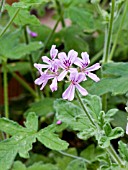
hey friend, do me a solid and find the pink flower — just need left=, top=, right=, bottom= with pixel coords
left=27, top=27, right=38, bottom=37
left=49, top=64, right=59, bottom=92
left=58, top=50, right=78, bottom=81
left=56, top=120, right=62, bottom=125
left=34, top=71, right=52, bottom=90
left=41, top=45, right=59, bottom=71
left=74, top=52, right=101, bottom=82
left=62, top=71, right=88, bottom=101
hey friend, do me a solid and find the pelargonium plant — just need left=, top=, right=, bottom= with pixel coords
left=34, top=45, right=101, bottom=101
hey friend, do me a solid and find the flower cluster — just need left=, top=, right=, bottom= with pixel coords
left=34, top=45, right=101, bottom=101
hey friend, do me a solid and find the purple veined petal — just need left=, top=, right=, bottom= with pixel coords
left=62, top=84, right=75, bottom=101
left=86, top=72, right=100, bottom=82
left=75, top=84, right=88, bottom=96
left=70, top=70, right=78, bottom=82
left=77, top=73, right=86, bottom=83
left=58, top=70, right=68, bottom=81
left=50, top=45, right=58, bottom=59
left=50, top=77, right=58, bottom=92
left=42, top=56, right=51, bottom=64
left=86, top=63, right=101, bottom=72
left=74, top=57, right=83, bottom=68
left=81, top=52, right=90, bottom=66
left=68, top=50, right=78, bottom=64
left=58, top=52, right=67, bottom=63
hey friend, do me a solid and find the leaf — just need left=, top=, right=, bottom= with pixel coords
left=8, top=41, right=43, bottom=59
left=97, top=123, right=124, bottom=148
left=24, top=112, right=38, bottom=132
left=12, top=161, right=59, bottom=170
left=0, top=113, right=37, bottom=169
left=6, top=5, right=40, bottom=26
left=60, top=26, right=89, bottom=53
left=54, top=99, right=91, bottom=131
left=0, top=112, right=68, bottom=170
left=37, top=127, right=69, bottom=151
left=12, top=0, right=50, bottom=8
left=82, top=94, right=102, bottom=122
left=27, top=162, right=59, bottom=170
left=66, top=159, right=87, bottom=170
left=89, top=62, right=128, bottom=95
left=24, top=98, right=54, bottom=117
left=80, top=144, right=105, bottom=163
left=55, top=148, right=77, bottom=170
left=118, top=141, right=128, bottom=162
left=12, top=161, right=26, bottom=170
left=0, top=31, right=43, bottom=59
left=6, top=62, right=31, bottom=75
left=111, top=110, right=128, bottom=130
left=0, top=118, right=26, bottom=136
left=66, top=7, right=95, bottom=32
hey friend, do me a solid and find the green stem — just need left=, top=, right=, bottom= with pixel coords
left=24, top=26, right=42, bottom=99
left=55, top=0, right=65, bottom=27
left=102, top=0, right=115, bottom=63
left=0, top=0, right=5, bottom=18
left=7, top=66, right=38, bottom=98
left=36, top=17, right=60, bottom=63
left=107, top=145, right=125, bottom=168
left=0, top=8, right=20, bottom=37
left=90, top=49, right=103, bottom=65
left=3, top=60, right=9, bottom=119
left=76, top=89, right=124, bottom=167
left=109, top=1, right=128, bottom=60
left=102, top=93, right=107, bottom=112
left=58, top=151, right=91, bottom=164
left=75, top=90, right=95, bottom=126
left=24, top=26, right=35, bottom=81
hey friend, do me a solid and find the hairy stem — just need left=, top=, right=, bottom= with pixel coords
left=24, top=26, right=42, bottom=99
left=58, top=151, right=91, bottom=164
left=3, top=60, right=9, bottom=119
left=102, top=0, right=115, bottom=63
left=109, top=1, right=128, bottom=60
left=75, top=90, right=95, bottom=126
left=55, top=0, right=65, bottom=27
left=107, top=145, right=125, bottom=168
left=36, top=17, right=60, bottom=62
left=0, top=8, right=20, bottom=37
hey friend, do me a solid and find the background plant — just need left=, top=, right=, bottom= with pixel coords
left=0, top=0, right=128, bottom=170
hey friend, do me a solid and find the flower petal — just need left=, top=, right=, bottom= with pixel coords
left=50, top=78, right=58, bottom=92
left=86, top=63, right=101, bottom=72
left=58, top=70, right=68, bottom=81
left=76, top=84, right=88, bottom=96
left=50, top=45, right=58, bottom=59
left=68, top=50, right=78, bottom=64
left=86, top=72, right=100, bottom=82
left=34, top=77, right=43, bottom=85
left=42, top=56, right=51, bottom=64
left=58, top=52, right=67, bottom=63
left=77, top=73, right=86, bottom=83
left=81, top=52, right=90, bottom=66
left=74, top=58, right=83, bottom=68
left=62, top=84, right=75, bottom=101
